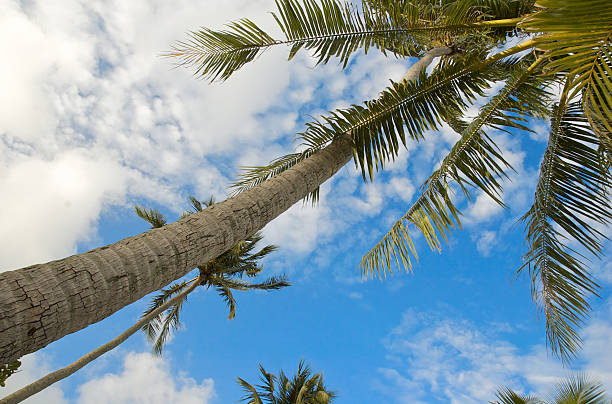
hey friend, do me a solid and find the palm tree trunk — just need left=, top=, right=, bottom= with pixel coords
left=0, top=276, right=202, bottom=404
left=0, top=135, right=353, bottom=365
left=0, top=47, right=449, bottom=365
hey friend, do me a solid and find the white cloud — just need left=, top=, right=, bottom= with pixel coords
left=387, top=177, right=416, bottom=203
left=378, top=301, right=612, bottom=403
left=77, top=352, right=215, bottom=404
left=0, top=150, right=128, bottom=271
left=475, top=230, right=497, bottom=256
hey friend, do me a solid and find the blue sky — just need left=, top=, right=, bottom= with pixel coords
left=1, top=1, right=611, bottom=403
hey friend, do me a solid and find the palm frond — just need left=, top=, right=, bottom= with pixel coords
left=520, top=0, right=612, bottom=135
left=233, top=51, right=517, bottom=197
left=134, top=206, right=167, bottom=229
left=520, top=101, right=612, bottom=361
left=213, top=275, right=291, bottom=292
left=238, top=377, right=265, bottom=404
left=361, top=57, right=550, bottom=278
left=549, top=373, right=608, bottom=404
left=216, top=284, right=237, bottom=320
left=256, top=364, right=277, bottom=404
left=491, top=387, right=543, bottom=404
left=140, top=278, right=195, bottom=354
left=169, top=0, right=510, bottom=82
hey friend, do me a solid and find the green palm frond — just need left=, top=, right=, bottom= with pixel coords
left=238, top=376, right=266, bottom=404
left=520, top=0, right=612, bottom=134
left=491, top=387, right=543, bottom=404
left=233, top=51, right=517, bottom=197
left=140, top=278, right=194, bottom=356
left=215, top=285, right=237, bottom=320
left=520, top=101, right=612, bottom=361
left=135, top=206, right=167, bottom=228
left=169, top=0, right=512, bottom=82
left=549, top=373, right=608, bottom=404
left=361, top=57, right=551, bottom=278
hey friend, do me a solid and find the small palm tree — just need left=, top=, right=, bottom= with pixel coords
left=237, top=360, right=336, bottom=404
left=135, top=195, right=290, bottom=355
left=492, top=374, right=609, bottom=404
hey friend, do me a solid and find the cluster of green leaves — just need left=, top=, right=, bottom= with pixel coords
left=0, top=360, right=21, bottom=388
left=136, top=196, right=289, bottom=355
left=237, top=360, right=335, bottom=404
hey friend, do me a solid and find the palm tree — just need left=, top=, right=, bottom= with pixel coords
left=136, top=195, right=289, bottom=355
left=237, top=360, right=336, bottom=404
left=491, top=373, right=609, bottom=404
left=0, top=0, right=610, bottom=365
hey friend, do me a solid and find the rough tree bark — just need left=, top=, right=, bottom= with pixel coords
left=0, top=47, right=449, bottom=366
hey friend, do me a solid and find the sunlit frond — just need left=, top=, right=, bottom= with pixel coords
left=361, top=57, right=550, bottom=278
left=233, top=51, right=519, bottom=197
left=135, top=206, right=167, bottom=229
left=520, top=0, right=612, bottom=135
left=520, top=101, right=612, bottom=361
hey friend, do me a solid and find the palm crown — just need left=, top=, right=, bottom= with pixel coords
left=237, top=360, right=336, bottom=404
left=169, top=0, right=612, bottom=362
left=135, top=196, right=290, bottom=355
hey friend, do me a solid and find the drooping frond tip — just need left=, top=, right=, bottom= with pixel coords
left=520, top=101, right=611, bottom=361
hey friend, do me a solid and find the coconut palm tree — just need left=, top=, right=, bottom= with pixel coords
left=491, top=373, right=609, bottom=404
left=237, top=360, right=336, bottom=404
left=0, top=0, right=610, bottom=366
left=136, top=195, right=290, bottom=355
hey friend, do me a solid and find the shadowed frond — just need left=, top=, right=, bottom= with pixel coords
left=361, top=56, right=551, bottom=278
left=520, top=101, right=612, bottom=361
left=168, top=0, right=512, bottom=82
left=140, top=278, right=196, bottom=356
left=520, top=0, right=612, bottom=135
left=135, top=206, right=167, bottom=228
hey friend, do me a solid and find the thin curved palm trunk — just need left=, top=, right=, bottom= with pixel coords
left=0, top=48, right=446, bottom=365
left=0, top=277, right=201, bottom=404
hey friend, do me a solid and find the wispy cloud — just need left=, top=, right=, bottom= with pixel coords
left=377, top=298, right=612, bottom=403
